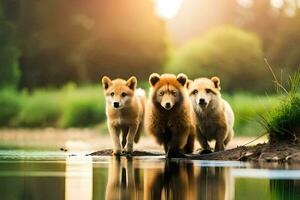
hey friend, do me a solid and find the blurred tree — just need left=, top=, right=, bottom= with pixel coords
left=268, top=15, right=300, bottom=75
left=167, top=26, right=271, bottom=92
left=15, top=0, right=169, bottom=88
left=0, top=2, right=20, bottom=88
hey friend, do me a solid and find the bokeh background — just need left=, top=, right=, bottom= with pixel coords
left=1, top=0, right=299, bottom=136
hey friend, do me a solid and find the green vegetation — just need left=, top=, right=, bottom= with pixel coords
left=0, top=89, right=22, bottom=126
left=224, top=93, right=280, bottom=136
left=0, top=85, right=280, bottom=136
left=167, top=26, right=270, bottom=92
left=261, top=70, right=300, bottom=142
left=0, top=85, right=105, bottom=128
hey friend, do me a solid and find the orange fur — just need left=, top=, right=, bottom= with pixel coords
left=145, top=73, right=196, bottom=157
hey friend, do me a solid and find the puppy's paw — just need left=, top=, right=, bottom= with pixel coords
left=166, top=150, right=187, bottom=158
left=123, top=144, right=133, bottom=154
left=200, top=149, right=213, bottom=155
left=112, top=149, right=122, bottom=156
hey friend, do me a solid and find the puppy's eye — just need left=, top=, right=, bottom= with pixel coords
left=205, top=89, right=212, bottom=93
left=192, top=90, right=198, bottom=95
left=121, top=92, right=127, bottom=97
left=159, top=91, right=164, bottom=96
left=110, top=92, right=114, bottom=97
left=171, top=90, right=177, bottom=96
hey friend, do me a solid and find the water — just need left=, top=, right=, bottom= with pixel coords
left=0, top=150, right=299, bottom=200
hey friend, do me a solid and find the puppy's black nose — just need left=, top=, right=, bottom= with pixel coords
left=165, top=102, right=171, bottom=109
left=113, top=102, right=119, bottom=108
left=199, top=98, right=206, bottom=105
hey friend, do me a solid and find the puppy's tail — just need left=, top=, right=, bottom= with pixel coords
left=136, top=88, right=146, bottom=108
left=134, top=88, right=146, bottom=143
left=135, top=88, right=145, bottom=97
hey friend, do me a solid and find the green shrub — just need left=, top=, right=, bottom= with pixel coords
left=261, top=70, right=300, bottom=142
left=0, top=89, right=21, bottom=126
left=59, top=98, right=105, bottom=128
left=0, top=84, right=284, bottom=137
left=59, top=85, right=106, bottom=128
left=167, top=25, right=271, bottom=92
left=16, top=91, right=61, bottom=127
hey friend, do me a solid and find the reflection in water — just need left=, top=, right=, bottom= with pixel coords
left=144, top=162, right=233, bottom=200
left=144, top=161, right=195, bottom=200
left=0, top=161, right=65, bottom=199
left=65, top=156, right=93, bottom=200
left=0, top=154, right=299, bottom=200
left=270, top=180, right=300, bottom=200
left=197, top=167, right=234, bottom=200
left=105, top=159, right=233, bottom=200
left=105, top=157, right=143, bottom=200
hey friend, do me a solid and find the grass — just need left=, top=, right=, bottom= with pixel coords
left=224, top=93, right=280, bottom=136
left=0, top=88, right=22, bottom=126
left=260, top=69, right=300, bottom=142
left=0, top=84, right=105, bottom=128
left=0, top=84, right=282, bottom=136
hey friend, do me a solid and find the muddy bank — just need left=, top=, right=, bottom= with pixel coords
left=90, top=142, right=300, bottom=163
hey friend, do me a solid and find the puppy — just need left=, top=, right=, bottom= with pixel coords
left=102, top=76, right=145, bottom=155
left=187, top=77, right=234, bottom=152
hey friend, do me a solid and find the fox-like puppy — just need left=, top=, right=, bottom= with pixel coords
left=187, top=77, right=234, bottom=152
left=102, top=76, right=145, bottom=155
left=145, top=73, right=195, bottom=158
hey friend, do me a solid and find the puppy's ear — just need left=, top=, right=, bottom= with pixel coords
left=186, top=80, right=193, bottom=89
left=177, top=73, right=188, bottom=86
left=149, top=73, right=160, bottom=86
left=211, top=76, right=221, bottom=90
left=126, top=76, right=137, bottom=90
left=102, top=76, right=112, bottom=90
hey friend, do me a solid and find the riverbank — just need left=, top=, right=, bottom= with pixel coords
left=0, top=128, right=267, bottom=152
left=91, top=142, right=300, bottom=163
left=3, top=128, right=299, bottom=163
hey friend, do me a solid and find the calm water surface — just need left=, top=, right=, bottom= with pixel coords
left=0, top=150, right=299, bottom=200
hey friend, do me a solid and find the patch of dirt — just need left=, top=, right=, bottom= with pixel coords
left=90, top=142, right=300, bottom=163
left=189, top=142, right=300, bottom=163
left=89, top=149, right=164, bottom=156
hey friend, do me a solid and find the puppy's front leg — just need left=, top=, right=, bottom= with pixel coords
left=124, top=125, right=138, bottom=154
left=108, top=125, right=122, bottom=155
left=166, top=130, right=189, bottom=158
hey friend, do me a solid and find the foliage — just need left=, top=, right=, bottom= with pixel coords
left=167, top=26, right=271, bottom=92
left=59, top=85, right=105, bottom=128
left=15, top=0, right=168, bottom=88
left=0, top=89, right=21, bottom=126
left=16, top=91, right=61, bottom=127
left=268, top=16, right=300, bottom=76
left=224, top=93, right=280, bottom=136
left=0, top=85, right=281, bottom=136
left=261, top=70, right=300, bottom=142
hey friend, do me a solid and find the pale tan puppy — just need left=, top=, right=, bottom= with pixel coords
left=187, top=77, right=234, bottom=152
left=102, top=76, right=146, bottom=155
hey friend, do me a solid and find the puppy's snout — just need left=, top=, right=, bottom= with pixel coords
left=113, top=102, right=120, bottom=108
left=199, top=98, right=207, bottom=106
left=165, top=102, right=171, bottom=109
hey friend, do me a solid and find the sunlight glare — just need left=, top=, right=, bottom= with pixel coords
left=271, top=0, right=284, bottom=8
left=154, top=0, right=183, bottom=20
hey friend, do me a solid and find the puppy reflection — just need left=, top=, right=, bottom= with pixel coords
left=144, top=161, right=196, bottom=200
left=105, top=158, right=142, bottom=200
left=197, top=167, right=234, bottom=200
